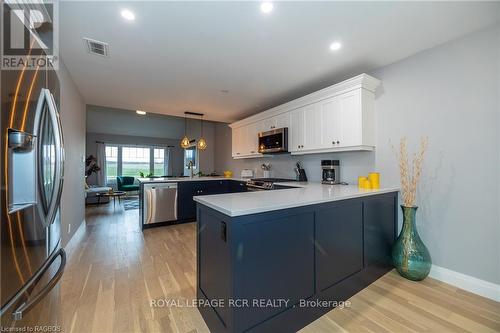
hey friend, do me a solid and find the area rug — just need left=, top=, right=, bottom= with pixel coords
left=123, top=196, right=139, bottom=210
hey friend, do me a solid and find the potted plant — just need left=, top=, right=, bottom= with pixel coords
left=85, top=155, right=101, bottom=178
left=392, top=137, right=431, bottom=281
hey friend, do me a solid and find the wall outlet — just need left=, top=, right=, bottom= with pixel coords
left=68, top=223, right=71, bottom=234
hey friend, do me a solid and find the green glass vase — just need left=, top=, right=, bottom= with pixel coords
left=392, top=206, right=432, bottom=281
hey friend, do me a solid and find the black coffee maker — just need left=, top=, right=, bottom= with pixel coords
left=321, top=160, right=340, bottom=184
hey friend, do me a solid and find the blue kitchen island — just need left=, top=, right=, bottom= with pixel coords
left=194, top=183, right=398, bottom=333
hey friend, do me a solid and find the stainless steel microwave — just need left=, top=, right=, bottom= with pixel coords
left=258, top=128, right=288, bottom=154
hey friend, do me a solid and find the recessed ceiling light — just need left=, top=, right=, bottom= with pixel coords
left=260, top=2, right=273, bottom=14
left=136, top=110, right=146, bottom=115
left=121, top=9, right=135, bottom=21
left=329, top=41, right=342, bottom=51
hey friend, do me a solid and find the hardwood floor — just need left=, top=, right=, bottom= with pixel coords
left=61, top=203, right=500, bottom=333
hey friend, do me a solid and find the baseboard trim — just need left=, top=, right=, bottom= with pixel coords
left=64, top=219, right=86, bottom=255
left=429, top=264, right=500, bottom=302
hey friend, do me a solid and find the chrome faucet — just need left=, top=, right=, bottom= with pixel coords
left=187, top=160, right=195, bottom=178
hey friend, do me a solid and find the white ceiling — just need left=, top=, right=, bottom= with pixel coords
left=60, top=1, right=500, bottom=123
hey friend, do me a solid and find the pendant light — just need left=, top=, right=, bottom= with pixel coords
left=197, top=114, right=207, bottom=151
left=180, top=112, right=190, bottom=149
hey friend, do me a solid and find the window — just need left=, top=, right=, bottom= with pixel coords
left=183, top=145, right=198, bottom=176
left=184, top=146, right=197, bottom=168
left=105, top=146, right=118, bottom=182
left=122, top=147, right=150, bottom=177
left=153, top=148, right=166, bottom=176
left=104, top=145, right=168, bottom=184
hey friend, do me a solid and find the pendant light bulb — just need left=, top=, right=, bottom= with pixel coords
left=197, top=137, right=207, bottom=150
left=180, top=136, right=190, bottom=149
left=197, top=114, right=207, bottom=150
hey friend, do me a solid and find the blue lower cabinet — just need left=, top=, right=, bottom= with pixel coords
left=198, top=209, right=231, bottom=326
left=315, top=201, right=363, bottom=292
left=177, top=181, right=198, bottom=220
left=234, top=211, right=315, bottom=330
left=197, top=192, right=397, bottom=333
left=177, top=180, right=244, bottom=221
left=363, top=194, right=397, bottom=277
left=228, top=181, right=247, bottom=193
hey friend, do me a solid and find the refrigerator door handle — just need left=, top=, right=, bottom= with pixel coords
left=34, top=88, right=65, bottom=227
left=11, top=248, right=66, bottom=321
left=48, top=91, right=65, bottom=223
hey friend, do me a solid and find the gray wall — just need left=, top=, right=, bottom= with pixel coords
left=371, top=25, right=499, bottom=285
left=87, top=105, right=185, bottom=138
left=58, top=60, right=86, bottom=246
left=86, top=105, right=218, bottom=180
left=215, top=25, right=500, bottom=284
left=498, top=24, right=500, bottom=284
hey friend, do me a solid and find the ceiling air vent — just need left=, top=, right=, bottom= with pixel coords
left=83, top=38, right=109, bottom=57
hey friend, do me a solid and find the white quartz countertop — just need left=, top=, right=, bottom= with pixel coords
left=138, top=176, right=246, bottom=183
left=193, top=182, right=399, bottom=217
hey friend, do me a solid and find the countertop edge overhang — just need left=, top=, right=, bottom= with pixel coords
left=193, top=182, right=399, bottom=217
left=137, top=176, right=248, bottom=183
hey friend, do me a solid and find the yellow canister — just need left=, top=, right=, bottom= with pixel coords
left=223, top=170, right=233, bottom=178
left=358, top=176, right=368, bottom=189
left=368, top=172, right=380, bottom=189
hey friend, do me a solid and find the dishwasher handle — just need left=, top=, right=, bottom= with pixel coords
left=147, top=184, right=177, bottom=190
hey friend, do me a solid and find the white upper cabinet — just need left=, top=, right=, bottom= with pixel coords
left=260, top=117, right=276, bottom=132
left=232, top=122, right=263, bottom=158
left=244, top=122, right=261, bottom=156
left=259, top=113, right=290, bottom=132
left=231, top=126, right=243, bottom=157
left=274, top=113, right=290, bottom=130
left=319, top=89, right=364, bottom=150
left=289, top=107, right=304, bottom=152
left=290, top=103, right=322, bottom=153
left=230, top=74, right=380, bottom=158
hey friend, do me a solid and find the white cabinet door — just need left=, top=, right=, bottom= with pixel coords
left=290, top=103, right=320, bottom=152
left=275, top=113, right=290, bottom=129
left=259, top=113, right=290, bottom=132
left=289, top=108, right=304, bottom=153
left=245, top=122, right=261, bottom=155
left=259, top=117, right=277, bottom=132
left=337, top=90, right=362, bottom=147
left=319, top=90, right=362, bottom=149
left=232, top=123, right=263, bottom=158
left=303, top=103, right=323, bottom=150
left=320, top=96, right=342, bottom=149
left=232, top=126, right=243, bottom=157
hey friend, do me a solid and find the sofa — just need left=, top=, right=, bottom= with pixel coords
left=85, top=186, right=112, bottom=204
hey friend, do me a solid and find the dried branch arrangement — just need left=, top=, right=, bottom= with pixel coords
left=392, top=137, right=429, bottom=207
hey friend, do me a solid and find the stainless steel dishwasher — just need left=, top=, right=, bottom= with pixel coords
left=143, top=183, right=177, bottom=225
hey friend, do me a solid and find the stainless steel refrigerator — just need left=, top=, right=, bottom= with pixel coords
left=1, top=52, right=66, bottom=330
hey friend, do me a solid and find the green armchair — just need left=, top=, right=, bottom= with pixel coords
left=116, top=176, right=140, bottom=193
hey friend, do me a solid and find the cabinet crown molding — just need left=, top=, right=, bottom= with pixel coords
left=230, top=73, right=380, bottom=129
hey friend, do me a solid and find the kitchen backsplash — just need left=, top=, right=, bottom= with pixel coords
left=213, top=123, right=375, bottom=183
